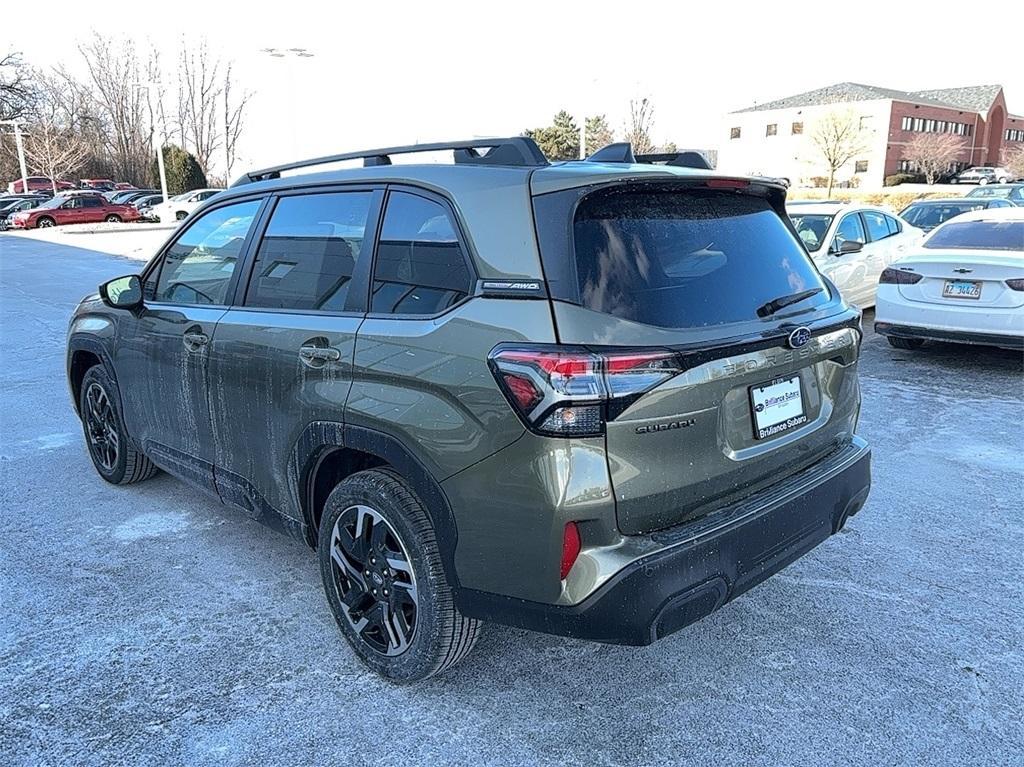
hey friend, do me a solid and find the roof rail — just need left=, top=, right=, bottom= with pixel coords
left=233, top=137, right=549, bottom=186
left=635, top=151, right=713, bottom=170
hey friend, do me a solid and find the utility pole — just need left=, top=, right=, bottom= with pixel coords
left=132, top=82, right=169, bottom=203
left=261, top=48, right=315, bottom=157
left=0, top=120, right=29, bottom=193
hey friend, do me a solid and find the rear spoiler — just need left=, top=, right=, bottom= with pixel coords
left=586, top=143, right=713, bottom=170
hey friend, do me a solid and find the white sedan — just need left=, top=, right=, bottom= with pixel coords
left=149, top=188, right=223, bottom=223
left=874, top=207, right=1024, bottom=350
left=788, top=202, right=923, bottom=308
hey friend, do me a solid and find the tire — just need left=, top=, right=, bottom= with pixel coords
left=79, top=365, right=159, bottom=485
left=37, top=216, right=55, bottom=228
left=317, top=469, right=481, bottom=682
left=104, top=214, right=122, bottom=223
left=887, top=336, right=925, bottom=350
left=175, top=211, right=188, bottom=221
left=979, top=178, right=989, bottom=185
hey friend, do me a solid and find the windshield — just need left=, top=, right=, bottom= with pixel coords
left=789, top=213, right=834, bottom=252
left=924, top=220, right=1024, bottom=251
left=572, top=189, right=829, bottom=329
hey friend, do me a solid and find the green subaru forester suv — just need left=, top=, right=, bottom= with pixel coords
left=67, top=138, right=871, bottom=681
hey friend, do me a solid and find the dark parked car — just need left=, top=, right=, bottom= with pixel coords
left=10, top=194, right=141, bottom=228
left=0, top=197, right=39, bottom=230
left=898, top=197, right=1016, bottom=232
left=67, top=138, right=871, bottom=681
left=107, top=189, right=160, bottom=205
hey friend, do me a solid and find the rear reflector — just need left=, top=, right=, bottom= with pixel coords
left=1006, top=278, right=1024, bottom=291
left=560, top=522, right=581, bottom=579
left=880, top=267, right=923, bottom=285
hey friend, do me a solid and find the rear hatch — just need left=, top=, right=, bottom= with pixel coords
left=532, top=176, right=862, bottom=535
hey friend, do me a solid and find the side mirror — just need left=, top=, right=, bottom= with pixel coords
left=99, top=274, right=143, bottom=310
left=831, top=240, right=863, bottom=255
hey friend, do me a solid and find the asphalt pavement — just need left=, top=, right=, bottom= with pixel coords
left=1, top=234, right=1022, bottom=766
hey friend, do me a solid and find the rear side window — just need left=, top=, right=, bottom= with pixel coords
left=245, top=192, right=372, bottom=311
left=82, top=197, right=102, bottom=208
left=370, top=191, right=472, bottom=315
left=862, top=211, right=892, bottom=242
left=572, top=190, right=828, bottom=329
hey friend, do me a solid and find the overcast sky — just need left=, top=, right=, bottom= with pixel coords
left=8, top=0, right=1020, bottom=176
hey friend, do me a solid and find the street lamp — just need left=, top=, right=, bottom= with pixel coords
left=260, top=47, right=315, bottom=156
left=132, top=82, right=169, bottom=203
left=0, top=120, right=30, bottom=193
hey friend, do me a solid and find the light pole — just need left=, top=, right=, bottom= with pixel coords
left=260, top=48, right=315, bottom=156
left=132, top=82, right=169, bottom=203
left=0, top=120, right=29, bottom=193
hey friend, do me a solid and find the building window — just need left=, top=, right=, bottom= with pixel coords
left=912, top=118, right=924, bottom=131
left=854, top=160, right=869, bottom=173
left=899, top=159, right=917, bottom=172
left=1006, top=128, right=1024, bottom=142
left=765, top=123, right=777, bottom=137
left=730, top=127, right=741, bottom=140
left=791, top=121, right=803, bottom=135
left=901, top=116, right=912, bottom=131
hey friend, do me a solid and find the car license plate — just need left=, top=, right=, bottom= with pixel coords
left=942, top=279, right=981, bottom=299
left=750, top=375, right=807, bottom=440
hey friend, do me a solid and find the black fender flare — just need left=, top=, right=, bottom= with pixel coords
left=289, top=422, right=463, bottom=590
left=67, top=335, right=118, bottom=416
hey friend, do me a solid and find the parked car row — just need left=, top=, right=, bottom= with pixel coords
left=5, top=193, right=142, bottom=229
left=5, top=176, right=137, bottom=195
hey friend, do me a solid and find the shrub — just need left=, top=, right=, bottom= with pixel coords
left=884, top=173, right=925, bottom=187
left=150, top=145, right=208, bottom=196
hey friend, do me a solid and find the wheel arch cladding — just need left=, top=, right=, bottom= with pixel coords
left=290, top=422, right=462, bottom=590
left=68, top=338, right=118, bottom=416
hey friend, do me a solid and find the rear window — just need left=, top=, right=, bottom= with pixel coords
left=901, top=202, right=984, bottom=228
left=572, top=190, right=829, bottom=328
left=924, top=220, right=1024, bottom=251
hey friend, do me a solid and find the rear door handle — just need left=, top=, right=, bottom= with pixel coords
left=299, top=345, right=341, bottom=366
left=183, top=331, right=209, bottom=351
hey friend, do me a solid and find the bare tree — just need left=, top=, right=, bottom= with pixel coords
left=177, top=39, right=223, bottom=175
left=24, top=110, right=91, bottom=193
left=810, top=108, right=872, bottom=196
left=1003, top=146, right=1024, bottom=180
left=623, top=98, right=656, bottom=154
left=222, top=61, right=250, bottom=182
left=0, top=52, right=35, bottom=121
left=903, top=133, right=966, bottom=184
left=76, top=33, right=154, bottom=185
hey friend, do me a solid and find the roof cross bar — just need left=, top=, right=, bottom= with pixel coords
left=234, top=137, right=548, bottom=186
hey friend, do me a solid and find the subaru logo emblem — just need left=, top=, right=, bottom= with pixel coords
left=788, top=327, right=812, bottom=349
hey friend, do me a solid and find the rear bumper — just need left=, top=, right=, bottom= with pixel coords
left=875, top=322, right=1024, bottom=349
left=456, top=436, right=871, bottom=645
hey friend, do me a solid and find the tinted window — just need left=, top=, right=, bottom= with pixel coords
left=371, top=192, right=471, bottom=315
left=862, top=211, right=892, bottom=242
left=82, top=197, right=102, bottom=208
left=924, top=221, right=1024, bottom=251
left=572, top=189, right=828, bottom=329
left=988, top=199, right=1011, bottom=208
left=152, top=200, right=259, bottom=304
left=834, top=213, right=866, bottom=248
left=245, top=192, right=372, bottom=311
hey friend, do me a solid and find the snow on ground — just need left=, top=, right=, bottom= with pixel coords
left=4, top=221, right=177, bottom=262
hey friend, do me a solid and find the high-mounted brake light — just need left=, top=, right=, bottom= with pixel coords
left=879, top=267, right=923, bottom=285
left=489, top=345, right=683, bottom=436
left=704, top=178, right=750, bottom=189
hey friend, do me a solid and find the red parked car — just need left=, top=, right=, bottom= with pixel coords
left=9, top=195, right=141, bottom=229
left=79, top=178, right=117, bottom=191
left=7, top=176, right=77, bottom=194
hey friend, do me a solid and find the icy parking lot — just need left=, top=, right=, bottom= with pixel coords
left=1, top=235, right=1021, bottom=766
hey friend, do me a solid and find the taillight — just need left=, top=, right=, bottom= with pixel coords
left=489, top=345, right=682, bottom=436
left=560, top=522, right=581, bottom=579
left=879, top=267, right=923, bottom=285
left=1006, top=278, right=1024, bottom=291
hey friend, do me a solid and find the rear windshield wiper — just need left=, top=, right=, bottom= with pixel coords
left=756, top=288, right=823, bottom=318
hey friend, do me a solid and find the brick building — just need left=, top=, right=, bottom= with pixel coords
left=717, top=82, right=1023, bottom=188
